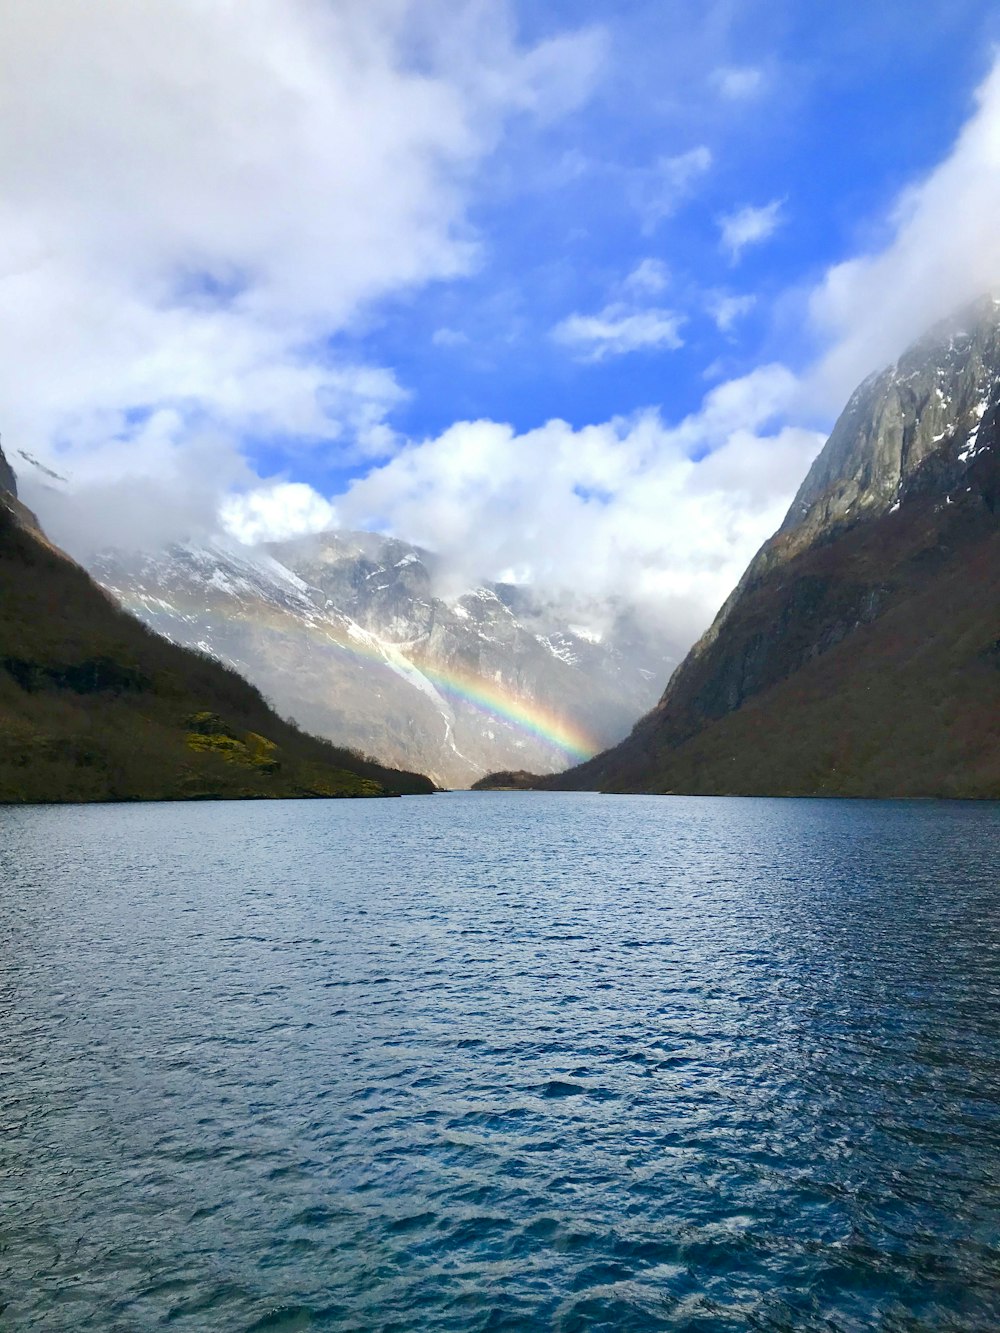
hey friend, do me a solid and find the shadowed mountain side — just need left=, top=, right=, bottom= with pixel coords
left=0, top=451, right=434, bottom=803
left=545, top=298, right=1000, bottom=799
left=470, top=770, right=541, bottom=790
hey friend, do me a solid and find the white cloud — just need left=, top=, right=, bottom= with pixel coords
left=807, top=57, right=1000, bottom=408
left=0, top=0, right=603, bottom=550
left=711, top=66, right=765, bottom=100
left=15, top=1, right=1000, bottom=677
left=219, top=50, right=1000, bottom=653
left=708, top=292, right=756, bottom=332
left=431, top=327, right=470, bottom=348
left=17, top=412, right=254, bottom=556
left=620, top=258, right=671, bottom=297
left=337, top=366, right=823, bottom=645
left=552, top=305, right=685, bottom=360
left=719, top=200, right=784, bottom=261
left=221, top=483, right=339, bottom=546
left=630, top=147, right=712, bottom=233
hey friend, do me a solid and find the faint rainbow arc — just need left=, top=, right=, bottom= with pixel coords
left=404, top=658, right=595, bottom=761
left=116, top=590, right=599, bottom=763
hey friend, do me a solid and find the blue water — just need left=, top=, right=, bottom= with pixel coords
left=1, top=794, right=999, bottom=1332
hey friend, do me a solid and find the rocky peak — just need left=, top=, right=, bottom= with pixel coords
left=782, top=293, right=1000, bottom=550
left=687, top=294, right=1000, bottom=666
left=548, top=298, right=1000, bottom=797
left=0, top=438, right=43, bottom=536
left=650, top=293, right=1000, bottom=705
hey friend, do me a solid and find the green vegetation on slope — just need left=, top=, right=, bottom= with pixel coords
left=0, top=500, right=434, bottom=802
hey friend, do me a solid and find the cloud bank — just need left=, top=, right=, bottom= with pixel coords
left=300, top=54, right=1000, bottom=638
left=1, top=0, right=601, bottom=546
left=325, top=367, right=823, bottom=645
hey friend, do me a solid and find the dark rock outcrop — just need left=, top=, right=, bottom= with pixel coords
left=470, top=769, right=542, bottom=791
left=0, top=439, right=17, bottom=499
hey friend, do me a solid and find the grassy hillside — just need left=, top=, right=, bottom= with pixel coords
left=0, top=499, right=435, bottom=802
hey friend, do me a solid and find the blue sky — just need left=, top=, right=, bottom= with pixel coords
left=4, top=0, right=1000, bottom=641
left=336, top=0, right=999, bottom=444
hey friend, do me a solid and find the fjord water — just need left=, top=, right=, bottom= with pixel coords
left=2, top=795, right=999, bottom=1331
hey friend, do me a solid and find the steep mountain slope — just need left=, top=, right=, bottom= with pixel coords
left=0, top=448, right=433, bottom=802
left=549, top=296, right=1000, bottom=797
left=92, top=531, right=670, bottom=788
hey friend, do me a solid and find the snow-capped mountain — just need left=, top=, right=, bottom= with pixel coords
left=93, top=529, right=671, bottom=787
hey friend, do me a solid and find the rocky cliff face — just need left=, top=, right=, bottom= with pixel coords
left=0, top=439, right=44, bottom=534
left=550, top=296, right=1000, bottom=797
left=783, top=298, right=1000, bottom=537
left=0, top=440, right=17, bottom=499
left=93, top=531, right=671, bottom=788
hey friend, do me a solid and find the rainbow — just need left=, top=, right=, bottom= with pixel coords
left=112, top=584, right=599, bottom=764
left=308, top=628, right=598, bottom=762
left=401, top=658, right=595, bottom=761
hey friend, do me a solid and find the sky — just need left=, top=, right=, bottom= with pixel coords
left=4, top=0, right=1000, bottom=648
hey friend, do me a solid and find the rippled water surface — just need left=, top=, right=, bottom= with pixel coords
left=2, top=794, right=1000, bottom=1331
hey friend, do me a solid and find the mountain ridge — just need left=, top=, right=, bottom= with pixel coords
left=545, top=296, right=1000, bottom=798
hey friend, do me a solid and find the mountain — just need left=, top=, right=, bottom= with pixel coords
left=470, top=769, right=539, bottom=791
left=0, top=446, right=433, bottom=802
left=91, top=532, right=671, bottom=788
left=548, top=295, right=1000, bottom=798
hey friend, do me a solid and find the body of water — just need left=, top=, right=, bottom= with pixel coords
left=2, top=793, right=999, bottom=1331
